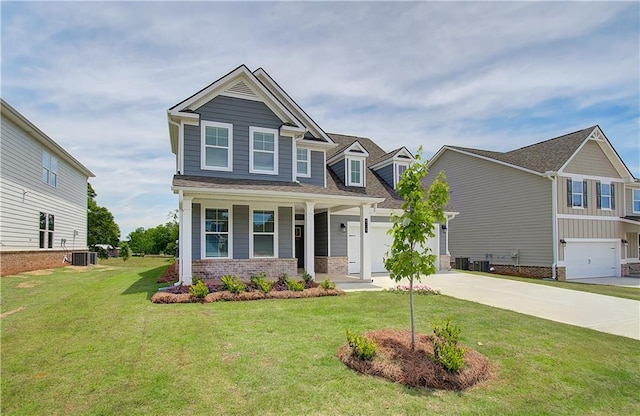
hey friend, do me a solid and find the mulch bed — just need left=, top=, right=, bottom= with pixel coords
left=337, top=329, right=493, bottom=390
left=151, top=287, right=345, bottom=303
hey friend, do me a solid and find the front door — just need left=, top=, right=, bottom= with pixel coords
left=295, top=225, right=304, bottom=269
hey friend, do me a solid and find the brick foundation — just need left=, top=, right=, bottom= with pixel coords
left=623, top=263, right=640, bottom=276
left=1, top=250, right=70, bottom=276
left=439, top=255, right=451, bottom=271
left=314, top=256, right=348, bottom=275
left=490, top=264, right=553, bottom=279
left=192, top=258, right=297, bottom=282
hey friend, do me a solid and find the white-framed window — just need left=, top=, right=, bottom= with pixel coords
left=296, top=148, right=310, bottom=178
left=201, top=121, right=233, bottom=171
left=596, top=181, right=615, bottom=210
left=249, top=127, right=278, bottom=175
left=567, top=178, right=587, bottom=208
left=347, top=157, right=364, bottom=187
left=42, top=151, right=58, bottom=187
left=203, top=208, right=231, bottom=258
left=394, top=162, right=409, bottom=188
left=633, top=189, right=640, bottom=213
left=39, top=212, right=54, bottom=249
left=251, top=209, right=276, bottom=257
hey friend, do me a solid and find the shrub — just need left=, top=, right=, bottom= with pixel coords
left=221, top=275, right=246, bottom=294
left=284, top=277, right=304, bottom=292
left=431, top=319, right=465, bottom=373
left=189, top=280, right=209, bottom=300
left=346, top=329, right=377, bottom=360
left=250, top=273, right=274, bottom=294
left=302, top=270, right=313, bottom=284
left=387, top=284, right=440, bottom=295
left=320, top=278, right=336, bottom=290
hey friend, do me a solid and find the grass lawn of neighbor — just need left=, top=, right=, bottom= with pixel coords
left=2, top=257, right=639, bottom=415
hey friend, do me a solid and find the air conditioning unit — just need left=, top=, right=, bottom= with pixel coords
left=88, top=252, right=97, bottom=265
left=72, top=252, right=88, bottom=266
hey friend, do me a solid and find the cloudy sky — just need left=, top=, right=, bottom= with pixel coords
left=2, top=1, right=638, bottom=237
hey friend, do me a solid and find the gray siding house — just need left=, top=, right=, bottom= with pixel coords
left=424, top=126, right=640, bottom=280
left=168, top=65, right=454, bottom=285
left=0, top=99, right=94, bottom=276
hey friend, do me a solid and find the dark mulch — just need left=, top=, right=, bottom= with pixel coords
left=337, top=329, right=493, bottom=390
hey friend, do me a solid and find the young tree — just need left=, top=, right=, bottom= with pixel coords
left=119, top=242, right=131, bottom=265
left=383, top=150, right=449, bottom=351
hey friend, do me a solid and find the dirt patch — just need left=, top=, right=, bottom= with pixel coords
left=337, top=329, right=493, bottom=391
left=23, top=269, right=54, bottom=276
left=17, top=281, right=44, bottom=288
left=1, top=306, right=26, bottom=318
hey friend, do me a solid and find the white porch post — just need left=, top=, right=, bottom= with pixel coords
left=360, top=204, right=371, bottom=281
left=180, top=196, right=193, bottom=286
left=305, top=202, right=315, bottom=279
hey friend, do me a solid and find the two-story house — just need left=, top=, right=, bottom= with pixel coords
left=168, top=65, right=455, bottom=285
left=0, top=99, right=94, bottom=276
left=424, top=126, right=640, bottom=280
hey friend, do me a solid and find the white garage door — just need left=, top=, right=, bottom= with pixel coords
left=347, top=222, right=439, bottom=274
left=565, top=241, right=618, bottom=279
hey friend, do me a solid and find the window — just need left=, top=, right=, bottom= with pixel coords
left=296, top=148, right=310, bottom=177
left=253, top=210, right=275, bottom=257
left=596, top=182, right=615, bottom=210
left=395, top=163, right=409, bottom=188
left=634, top=189, right=640, bottom=213
left=201, top=121, right=232, bottom=171
left=347, top=158, right=364, bottom=187
left=250, top=127, right=278, bottom=174
left=204, top=208, right=229, bottom=257
left=567, top=179, right=588, bottom=208
left=42, top=151, right=58, bottom=187
left=39, top=212, right=54, bottom=249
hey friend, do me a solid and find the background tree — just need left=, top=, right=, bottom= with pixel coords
left=119, top=242, right=131, bottom=265
left=127, top=211, right=179, bottom=255
left=87, top=183, right=120, bottom=249
left=383, top=150, right=449, bottom=350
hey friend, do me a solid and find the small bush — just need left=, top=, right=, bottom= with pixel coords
left=284, top=277, right=304, bottom=292
left=221, top=275, right=246, bottom=294
left=346, top=329, right=377, bottom=361
left=432, top=319, right=465, bottom=373
left=189, top=280, right=209, bottom=300
left=302, top=270, right=313, bottom=284
left=387, top=284, right=440, bottom=295
left=320, top=278, right=336, bottom=290
left=250, top=273, right=274, bottom=294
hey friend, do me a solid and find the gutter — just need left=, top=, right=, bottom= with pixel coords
left=544, top=171, right=558, bottom=279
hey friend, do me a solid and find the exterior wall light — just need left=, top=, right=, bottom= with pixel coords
left=560, top=238, right=567, bottom=248
left=340, top=223, right=346, bottom=233
left=621, top=239, right=629, bottom=246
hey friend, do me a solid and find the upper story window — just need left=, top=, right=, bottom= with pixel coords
left=395, top=163, right=409, bottom=188
left=567, top=178, right=588, bottom=208
left=252, top=209, right=276, bottom=257
left=42, top=151, right=58, bottom=187
left=250, top=127, right=278, bottom=175
left=633, top=189, right=640, bottom=213
left=201, top=121, right=233, bottom=171
left=204, top=208, right=230, bottom=258
left=347, top=157, right=364, bottom=187
left=596, top=182, right=615, bottom=210
left=39, top=212, right=54, bottom=249
left=296, top=148, right=310, bottom=178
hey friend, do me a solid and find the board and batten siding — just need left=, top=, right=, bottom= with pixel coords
left=192, top=203, right=201, bottom=260
left=557, top=218, right=623, bottom=262
left=557, top=176, right=623, bottom=217
left=278, top=206, right=293, bottom=258
left=0, top=115, right=88, bottom=252
left=297, top=150, right=325, bottom=187
left=314, top=211, right=329, bottom=256
left=183, top=95, right=293, bottom=181
left=425, top=150, right=553, bottom=267
left=563, top=141, right=622, bottom=178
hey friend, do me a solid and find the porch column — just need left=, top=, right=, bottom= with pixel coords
left=180, top=196, right=193, bottom=286
left=360, top=204, right=371, bottom=281
left=305, top=202, right=315, bottom=279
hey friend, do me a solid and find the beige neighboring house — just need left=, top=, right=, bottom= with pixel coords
left=0, top=99, right=95, bottom=276
left=424, top=125, right=640, bottom=280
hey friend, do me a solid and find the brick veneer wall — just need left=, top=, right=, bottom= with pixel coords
left=1, top=250, right=68, bottom=276
left=439, top=255, right=451, bottom=271
left=314, top=256, right=348, bottom=275
left=192, top=258, right=297, bottom=281
left=622, top=263, right=640, bottom=276
left=489, top=264, right=553, bottom=279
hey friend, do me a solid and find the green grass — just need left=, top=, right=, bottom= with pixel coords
left=2, top=258, right=639, bottom=415
left=464, top=271, right=640, bottom=301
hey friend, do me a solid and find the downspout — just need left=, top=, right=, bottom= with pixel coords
left=545, top=172, right=558, bottom=280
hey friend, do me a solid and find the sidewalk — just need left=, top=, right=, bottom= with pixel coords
left=335, top=272, right=640, bottom=340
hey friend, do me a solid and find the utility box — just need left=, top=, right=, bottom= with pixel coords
left=473, top=260, right=491, bottom=272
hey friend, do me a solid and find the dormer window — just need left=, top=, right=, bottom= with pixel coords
left=347, top=157, right=364, bottom=187
left=395, top=163, right=409, bottom=188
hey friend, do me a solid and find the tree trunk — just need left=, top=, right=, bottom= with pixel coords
left=409, top=276, right=415, bottom=351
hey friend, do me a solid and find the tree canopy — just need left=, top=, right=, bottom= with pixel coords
left=87, top=183, right=120, bottom=249
left=127, top=212, right=178, bottom=255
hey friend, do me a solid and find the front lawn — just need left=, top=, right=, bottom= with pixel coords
left=2, top=258, right=639, bottom=415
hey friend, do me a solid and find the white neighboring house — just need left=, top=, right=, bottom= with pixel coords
left=0, top=99, right=95, bottom=276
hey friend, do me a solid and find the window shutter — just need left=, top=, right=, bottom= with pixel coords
left=611, top=183, right=616, bottom=209
left=583, top=180, right=588, bottom=208
left=596, top=181, right=601, bottom=209
left=566, top=178, right=572, bottom=207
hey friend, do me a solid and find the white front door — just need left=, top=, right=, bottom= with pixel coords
left=565, top=240, right=618, bottom=279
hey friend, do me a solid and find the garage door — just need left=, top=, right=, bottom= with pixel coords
left=565, top=241, right=618, bottom=279
left=347, top=222, right=439, bottom=274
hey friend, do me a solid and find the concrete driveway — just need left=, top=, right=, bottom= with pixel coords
left=336, top=272, right=640, bottom=340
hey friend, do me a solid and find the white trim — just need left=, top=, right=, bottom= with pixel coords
left=346, top=157, right=365, bottom=187
left=394, top=162, right=409, bottom=189
left=562, top=173, right=626, bottom=183
left=633, top=189, right=640, bottom=214
left=200, top=121, right=233, bottom=172
left=557, top=214, right=622, bottom=221
left=323, top=151, right=327, bottom=188
left=201, top=203, right=233, bottom=259
left=296, top=139, right=336, bottom=151
left=178, top=120, right=185, bottom=174
left=219, top=91, right=263, bottom=102
left=369, top=147, right=415, bottom=170
left=327, top=140, right=370, bottom=165
left=249, top=205, right=279, bottom=258
left=296, top=147, right=311, bottom=178
left=249, top=126, right=279, bottom=175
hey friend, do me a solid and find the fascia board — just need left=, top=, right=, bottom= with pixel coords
left=296, top=139, right=337, bottom=151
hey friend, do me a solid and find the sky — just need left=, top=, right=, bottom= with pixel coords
left=2, top=1, right=639, bottom=237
